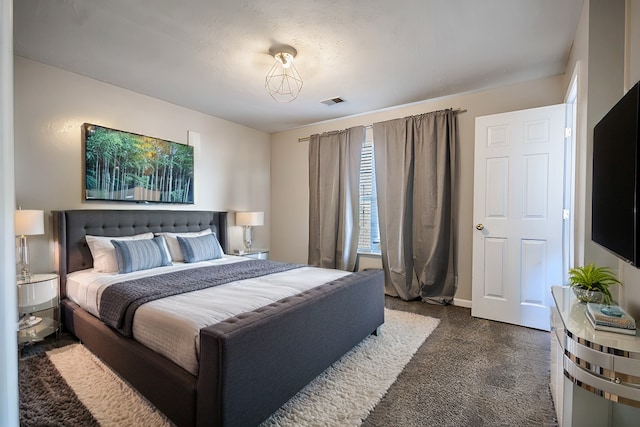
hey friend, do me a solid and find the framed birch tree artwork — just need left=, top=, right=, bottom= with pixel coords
left=83, top=123, right=194, bottom=204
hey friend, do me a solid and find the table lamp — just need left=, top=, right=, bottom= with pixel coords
left=235, top=211, right=264, bottom=253
left=15, top=209, right=44, bottom=282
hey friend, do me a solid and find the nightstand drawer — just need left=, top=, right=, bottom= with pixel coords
left=18, top=273, right=59, bottom=314
left=17, top=273, right=60, bottom=347
left=232, top=250, right=269, bottom=260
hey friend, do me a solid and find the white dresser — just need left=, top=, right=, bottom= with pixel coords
left=550, top=286, right=640, bottom=426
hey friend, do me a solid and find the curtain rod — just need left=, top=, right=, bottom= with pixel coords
left=297, top=108, right=467, bottom=143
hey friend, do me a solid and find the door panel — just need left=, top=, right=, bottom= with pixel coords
left=524, top=154, right=548, bottom=218
left=484, top=237, right=508, bottom=299
left=521, top=239, right=546, bottom=304
left=486, top=157, right=509, bottom=217
left=472, top=104, right=565, bottom=331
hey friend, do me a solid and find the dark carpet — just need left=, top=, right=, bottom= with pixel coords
left=19, top=348, right=98, bottom=426
left=18, top=297, right=557, bottom=426
left=362, top=297, right=557, bottom=427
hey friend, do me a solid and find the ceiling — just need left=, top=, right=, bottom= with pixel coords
left=13, top=0, right=583, bottom=133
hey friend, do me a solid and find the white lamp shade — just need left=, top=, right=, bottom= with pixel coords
left=15, top=209, right=44, bottom=236
left=235, top=211, right=264, bottom=227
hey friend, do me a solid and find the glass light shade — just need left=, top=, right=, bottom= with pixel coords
left=235, top=211, right=264, bottom=227
left=276, top=52, right=294, bottom=68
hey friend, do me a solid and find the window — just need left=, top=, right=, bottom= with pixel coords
left=358, top=138, right=380, bottom=253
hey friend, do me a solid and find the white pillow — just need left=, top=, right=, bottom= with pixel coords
left=86, top=232, right=154, bottom=273
left=155, top=229, right=212, bottom=262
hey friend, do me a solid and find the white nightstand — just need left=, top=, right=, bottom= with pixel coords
left=17, top=273, right=59, bottom=346
left=232, top=249, right=269, bottom=260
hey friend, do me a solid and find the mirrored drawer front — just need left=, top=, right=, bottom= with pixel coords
left=565, top=331, right=640, bottom=407
left=564, top=353, right=640, bottom=408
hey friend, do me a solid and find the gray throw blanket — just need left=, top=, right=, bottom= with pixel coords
left=99, top=259, right=303, bottom=337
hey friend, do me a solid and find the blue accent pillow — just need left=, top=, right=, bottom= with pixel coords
left=111, top=236, right=171, bottom=274
left=176, top=233, right=224, bottom=263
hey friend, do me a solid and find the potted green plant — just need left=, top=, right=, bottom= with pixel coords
left=567, top=263, right=622, bottom=304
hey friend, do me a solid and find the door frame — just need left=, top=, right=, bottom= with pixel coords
left=563, top=72, right=578, bottom=283
left=565, top=64, right=582, bottom=272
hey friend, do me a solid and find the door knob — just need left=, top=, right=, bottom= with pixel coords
left=475, top=224, right=484, bottom=230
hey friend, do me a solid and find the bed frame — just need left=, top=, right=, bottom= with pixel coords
left=53, top=210, right=385, bottom=427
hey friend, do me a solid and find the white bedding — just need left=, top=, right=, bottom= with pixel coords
left=66, top=256, right=350, bottom=375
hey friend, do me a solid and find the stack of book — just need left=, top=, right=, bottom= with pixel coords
left=585, top=303, right=637, bottom=335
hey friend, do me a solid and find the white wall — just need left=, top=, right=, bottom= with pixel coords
left=619, top=0, right=640, bottom=318
left=14, top=57, right=272, bottom=273
left=564, top=0, right=640, bottom=317
left=584, top=0, right=626, bottom=268
left=1, top=0, right=18, bottom=425
left=271, top=75, right=566, bottom=303
left=563, top=1, right=589, bottom=268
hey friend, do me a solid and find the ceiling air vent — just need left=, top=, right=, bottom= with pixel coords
left=320, top=97, right=346, bottom=106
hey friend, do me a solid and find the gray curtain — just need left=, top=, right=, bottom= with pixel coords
left=308, top=126, right=365, bottom=271
left=372, top=110, right=457, bottom=303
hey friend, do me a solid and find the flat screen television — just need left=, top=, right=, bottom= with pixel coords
left=592, top=81, right=640, bottom=266
left=83, top=123, right=194, bottom=204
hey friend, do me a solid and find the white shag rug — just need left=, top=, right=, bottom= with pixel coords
left=48, top=309, right=439, bottom=426
left=47, top=344, right=170, bottom=426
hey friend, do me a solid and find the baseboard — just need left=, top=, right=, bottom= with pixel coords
left=452, top=298, right=471, bottom=308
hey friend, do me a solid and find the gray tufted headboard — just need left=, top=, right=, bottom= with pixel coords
left=53, top=210, right=228, bottom=298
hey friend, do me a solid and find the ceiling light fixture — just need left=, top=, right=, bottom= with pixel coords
left=265, top=45, right=303, bottom=102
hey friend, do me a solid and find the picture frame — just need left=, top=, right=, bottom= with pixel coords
left=83, top=123, right=194, bottom=204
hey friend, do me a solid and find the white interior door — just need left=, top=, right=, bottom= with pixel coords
left=472, top=104, right=565, bottom=331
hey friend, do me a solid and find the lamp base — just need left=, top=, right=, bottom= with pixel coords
left=17, top=235, right=33, bottom=283
left=18, top=315, right=43, bottom=330
left=243, top=226, right=253, bottom=253
left=17, top=271, right=33, bottom=283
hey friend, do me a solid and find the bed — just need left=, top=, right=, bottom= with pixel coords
left=53, top=209, right=385, bottom=427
